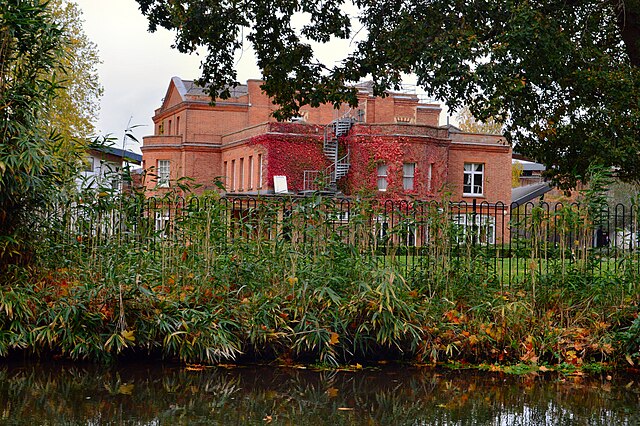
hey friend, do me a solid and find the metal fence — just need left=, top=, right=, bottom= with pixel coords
left=49, top=194, right=640, bottom=286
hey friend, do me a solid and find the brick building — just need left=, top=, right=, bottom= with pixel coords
left=141, top=77, right=511, bottom=206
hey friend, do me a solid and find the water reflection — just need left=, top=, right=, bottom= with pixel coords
left=0, top=362, right=638, bottom=425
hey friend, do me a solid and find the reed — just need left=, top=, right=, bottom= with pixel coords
left=1, top=183, right=639, bottom=368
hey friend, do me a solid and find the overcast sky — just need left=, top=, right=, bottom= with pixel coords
left=74, top=0, right=447, bottom=154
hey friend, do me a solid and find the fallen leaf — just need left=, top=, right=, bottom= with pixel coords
left=118, top=383, right=134, bottom=395
left=121, top=329, right=135, bottom=342
left=327, top=387, right=339, bottom=398
left=337, top=407, right=354, bottom=411
left=329, top=332, right=339, bottom=345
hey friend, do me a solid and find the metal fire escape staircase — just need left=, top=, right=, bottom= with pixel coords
left=322, top=114, right=353, bottom=191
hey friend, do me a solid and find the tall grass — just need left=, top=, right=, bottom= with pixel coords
left=1, top=184, right=639, bottom=368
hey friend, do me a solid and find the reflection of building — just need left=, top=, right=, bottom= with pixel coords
left=78, top=145, right=142, bottom=192
left=142, top=78, right=512, bottom=205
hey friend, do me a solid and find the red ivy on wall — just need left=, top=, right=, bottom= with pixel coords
left=344, top=133, right=448, bottom=201
left=249, top=131, right=327, bottom=192
left=246, top=123, right=450, bottom=198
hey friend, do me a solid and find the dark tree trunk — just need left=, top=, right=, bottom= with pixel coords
left=616, top=0, right=640, bottom=67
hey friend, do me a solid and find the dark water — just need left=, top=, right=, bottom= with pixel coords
left=0, top=362, right=638, bottom=425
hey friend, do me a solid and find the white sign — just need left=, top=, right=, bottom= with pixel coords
left=273, top=175, right=288, bottom=193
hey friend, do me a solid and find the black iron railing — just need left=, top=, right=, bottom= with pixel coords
left=46, top=194, right=640, bottom=287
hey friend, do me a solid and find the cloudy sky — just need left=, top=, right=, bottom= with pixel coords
left=74, top=0, right=446, bottom=153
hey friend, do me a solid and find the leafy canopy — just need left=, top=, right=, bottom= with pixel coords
left=0, top=0, right=100, bottom=265
left=46, top=0, right=103, bottom=143
left=135, top=0, right=640, bottom=188
left=456, top=106, right=503, bottom=135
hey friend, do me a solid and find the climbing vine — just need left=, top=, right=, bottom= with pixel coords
left=249, top=129, right=327, bottom=192
left=345, top=132, right=448, bottom=200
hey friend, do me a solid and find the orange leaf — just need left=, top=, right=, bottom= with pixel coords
left=329, top=332, right=339, bottom=345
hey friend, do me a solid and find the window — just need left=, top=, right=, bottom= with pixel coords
left=168, top=119, right=172, bottom=135
left=427, top=163, right=433, bottom=192
left=155, top=211, right=170, bottom=237
left=85, top=157, right=94, bottom=173
left=176, top=116, right=180, bottom=135
left=258, top=154, right=263, bottom=188
left=223, top=161, right=228, bottom=189
left=403, top=224, right=416, bottom=247
left=377, top=164, right=388, bottom=191
left=463, top=163, right=484, bottom=196
left=111, top=176, right=121, bottom=191
left=239, top=157, right=245, bottom=191
left=157, top=160, right=170, bottom=188
left=453, top=214, right=496, bottom=245
left=376, top=215, right=390, bottom=246
left=231, top=160, right=236, bottom=191
left=248, top=156, right=254, bottom=189
left=403, top=163, right=415, bottom=191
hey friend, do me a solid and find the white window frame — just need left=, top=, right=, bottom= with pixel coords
left=157, top=160, right=170, bottom=188
left=258, top=154, right=263, bottom=189
left=154, top=210, right=170, bottom=237
left=453, top=213, right=495, bottom=245
left=85, top=157, right=95, bottom=173
left=376, top=215, right=390, bottom=244
left=403, top=162, right=415, bottom=191
left=463, top=163, right=484, bottom=196
left=231, top=159, right=236, bottom=191
left=377, top=164, right=388, bottom=192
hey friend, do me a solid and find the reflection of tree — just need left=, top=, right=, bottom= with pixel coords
left=0, top=364, right=638, bottom=424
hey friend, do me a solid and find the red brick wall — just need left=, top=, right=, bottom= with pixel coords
left=249, top=127, right=326, bottom=193
left=142, top=78, right=512, bottom=204
left=343, top=124, right=450, bottom=199
left=446, top=133, right=512, bottom=204
left=222, top=144, right=267, bottom=192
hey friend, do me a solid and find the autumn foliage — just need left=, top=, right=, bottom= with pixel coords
left=1, top=189, right=640, bottom=371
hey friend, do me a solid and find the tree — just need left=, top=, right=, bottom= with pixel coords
left=135, top=0, right=640, bottom=189
left=456, top=106, right=503, bottom=135
left=46, top=0, right=102, bottom=143
left=0, top=1, right=68, bottom=265
left=42, top=0, right=103, bottom=186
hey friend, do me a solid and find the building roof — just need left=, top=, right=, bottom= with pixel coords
left=174, top=77, right=249, bottom=100
left=92, top=145, right=142, bottom=165
left=511, top=182, right=552, bottom=207
left=512, top=159, right=546, bottom=172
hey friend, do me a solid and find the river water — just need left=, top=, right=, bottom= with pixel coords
left=0, top=362, right=638, bottom=425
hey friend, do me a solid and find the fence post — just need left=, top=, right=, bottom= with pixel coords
left=472, top=198, right=477, bottom=246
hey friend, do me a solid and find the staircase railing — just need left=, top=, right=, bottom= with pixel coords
left=321, top=110, right=354, bottom=190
